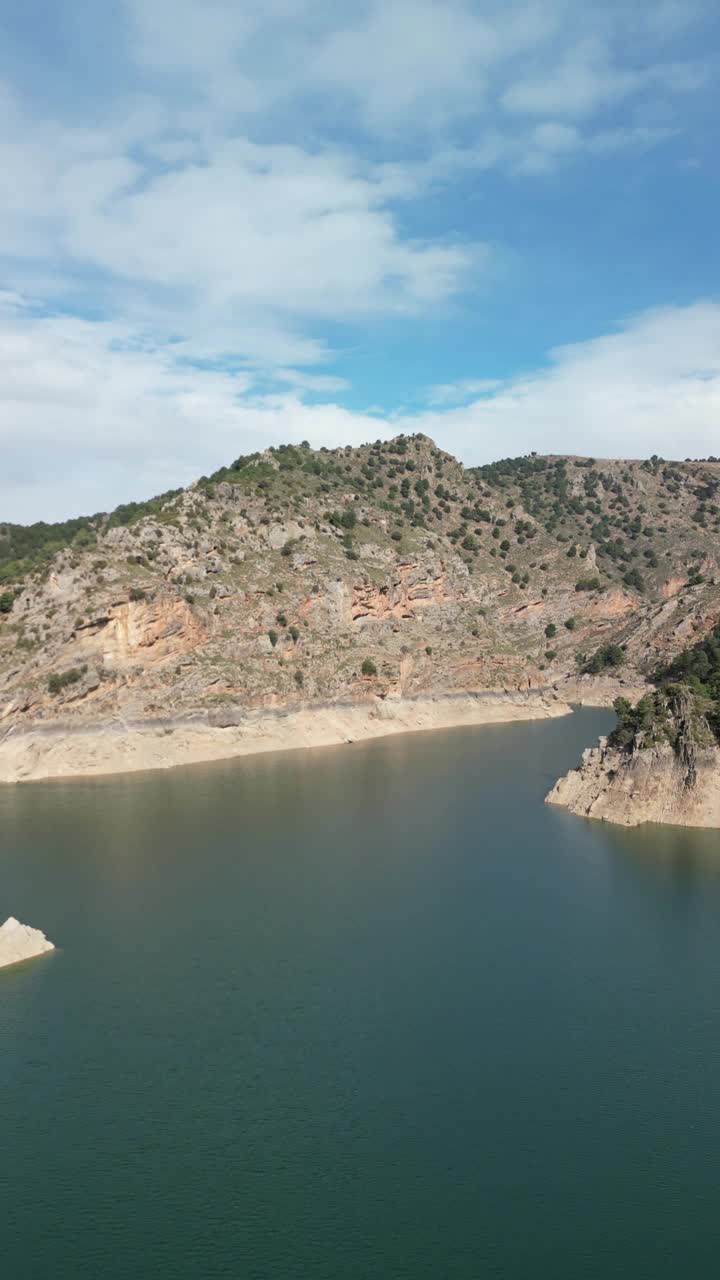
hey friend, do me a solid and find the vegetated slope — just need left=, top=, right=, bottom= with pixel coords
left=611, top=621, right=720, bottom=752
left=1, top=435, right=719, bottom=733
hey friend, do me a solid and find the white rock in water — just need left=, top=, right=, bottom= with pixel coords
left=0, top=916, right=55, bottom=970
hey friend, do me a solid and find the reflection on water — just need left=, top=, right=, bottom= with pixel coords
left=604, top=816, right=720, bottom=881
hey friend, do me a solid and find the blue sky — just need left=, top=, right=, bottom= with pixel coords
left=1, top=0, right=719, bottom=520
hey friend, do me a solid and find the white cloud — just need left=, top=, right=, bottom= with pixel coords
left=0, top=296, right=389, bottom=520
left=124, top=1, right=704, bottom=137
left=2, top=300, right=719, bottom=522
left=0, top=3, right=716, bottom=523
left=0, top=99, right=477, bottom=334
left=428, top=379, right=502, bottom=405
left=67, top=139, right=473, bottom=316
left=501, top=40, right=653, bottom=118
left=300, top=1, right=549, bottom=130
left=413, top=303, right=720, bottom=463
left=0, top=2, right=708, bottom=379
left=125, top=0, right=551, bottom=126
left=274, top=369, right=351, bottom=394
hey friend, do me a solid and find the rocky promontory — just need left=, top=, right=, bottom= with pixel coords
left=546, top=734, right=720, bottom=828
left=548, top=626, right=720, bottom=828
left=0, top=916, right=55, bottom=969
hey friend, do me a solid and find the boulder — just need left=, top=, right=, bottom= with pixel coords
left=0, top=917, right=55, bottom=970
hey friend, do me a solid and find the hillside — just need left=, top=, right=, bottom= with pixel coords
left=1, top=435, right=719, bottom=781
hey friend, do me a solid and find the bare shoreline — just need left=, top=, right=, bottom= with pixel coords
left=0, top=689, right=573, bottom=785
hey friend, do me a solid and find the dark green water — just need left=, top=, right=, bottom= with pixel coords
left=3, top=708, right=720, bottom=1278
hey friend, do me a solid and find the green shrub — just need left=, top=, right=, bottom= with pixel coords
left=623, top=567, right=645, bottom=593
left=48, top=665, right=87, bottom=695
left=544, top=623, right=557, bottom=639
left=361, top=657, right=377, bottom=677
left=583, top=643, right=625, bottom=675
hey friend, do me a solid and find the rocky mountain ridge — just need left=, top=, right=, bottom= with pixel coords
left=1, top=435, right=719, bottom=783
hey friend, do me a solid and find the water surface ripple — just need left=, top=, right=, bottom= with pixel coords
left=2, top=709, right=720, bottom=1278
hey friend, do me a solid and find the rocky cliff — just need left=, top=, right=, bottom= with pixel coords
left=546, top=735, right=720, bottom=828
left=548, top=671, right=720, bottom=828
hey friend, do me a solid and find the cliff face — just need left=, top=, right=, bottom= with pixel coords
left=547, top=711, right=720, bottom=829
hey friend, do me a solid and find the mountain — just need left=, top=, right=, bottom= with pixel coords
left=1, top=434, right=719, bottom=786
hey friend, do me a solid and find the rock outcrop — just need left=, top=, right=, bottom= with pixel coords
left=0, top=916, right=55, bottom=969
left=547, top=736, right=720, bottom=829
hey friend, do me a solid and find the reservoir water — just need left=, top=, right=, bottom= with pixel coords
left=2, top=707, right=720, bottom=1278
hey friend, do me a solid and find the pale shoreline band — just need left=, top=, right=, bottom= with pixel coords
left=0, top=690, right=572, bottom=784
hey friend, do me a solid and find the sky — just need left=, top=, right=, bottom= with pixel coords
left=1, top=0, right=719, bottom=521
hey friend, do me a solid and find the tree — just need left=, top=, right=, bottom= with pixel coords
left=583, top=643, right=624, bottom=675
left=545, top=623, right=557, bottom=639
left=623, top=567, right=645, bottom=593
left=0, top=591, right=14, bottom=615
left=361, top=657, right=377, bottom=677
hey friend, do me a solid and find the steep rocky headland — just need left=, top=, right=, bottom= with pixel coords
left=1, top=436, right=719, bottom=785
left=548, top=626, right=720, bottom=828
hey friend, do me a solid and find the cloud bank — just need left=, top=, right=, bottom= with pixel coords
left=0, top=1, right=716, bottom=519
left=2, top=296, right=718, bottom=521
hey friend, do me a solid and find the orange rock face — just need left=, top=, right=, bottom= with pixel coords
left=72, top=597, right=206, bottom=670
left=351, top=563, right=449, bottom=621
left=584, top=589, right=636, bottom=619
